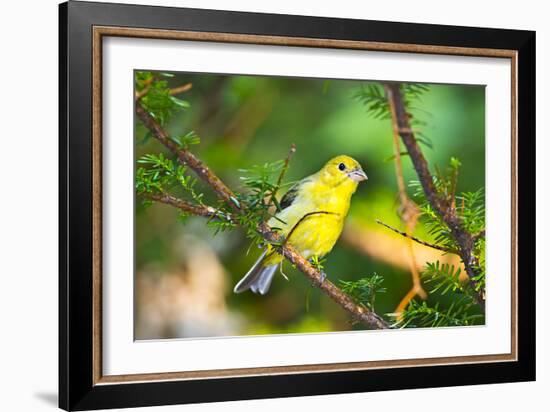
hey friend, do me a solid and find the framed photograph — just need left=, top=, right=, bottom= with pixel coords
left=59, top=1, right=535, bottom=410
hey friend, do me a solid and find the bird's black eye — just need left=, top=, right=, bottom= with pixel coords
left=338, top=162, right=346, bottom=171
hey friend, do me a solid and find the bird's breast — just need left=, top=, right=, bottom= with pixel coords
left=285, top=213, right=344, bottom=259
left=268, top=180, right=354, bottom=258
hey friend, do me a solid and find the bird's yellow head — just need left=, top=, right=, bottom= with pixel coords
left=318, top=155, right=368, bottom=188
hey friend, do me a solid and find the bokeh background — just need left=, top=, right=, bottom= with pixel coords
left=134, top=72, right=485, bottom=340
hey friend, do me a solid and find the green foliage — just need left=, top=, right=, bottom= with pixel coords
left=457, top=188, right=485, bottom=235
left=135, top=152, right=237, bottom=233
left=394, top=299, right=483, bottom=328
left=398, top=259, right=482, bottom=330
left=135, top=71, right=154, bottom=90
left=354, top=82, right=432, bottom=148
left=422, top=261, right=464, bottom=295
left=414, top=200, right=458, bottom=252
left=340, top=273, right=387, bottom=311
left=238, top=160, right=287, bottom=213
left=402, top=83, right=430, bottom=102
left=136, top=153, right=204, bottom=203
left=225, top=160, right=292, bottom=243
left=170, top=131, right=201, bottom=149
left=353, top=83, right=390, bottom=120
left=471, top=237, right=486, bottom=292
left=420, top=261, right=482, bottom=310
left=135, top=71, right=190, bottom=125
left=309, top=255, right=326, bottom=272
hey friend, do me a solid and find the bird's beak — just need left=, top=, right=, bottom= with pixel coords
left=348, top=168, right=368, bottom=182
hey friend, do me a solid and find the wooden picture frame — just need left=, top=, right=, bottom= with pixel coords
left=59, top=1, right=535, bottom=410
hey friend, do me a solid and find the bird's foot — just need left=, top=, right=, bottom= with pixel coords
left=319, top=271, right=327, bottom=283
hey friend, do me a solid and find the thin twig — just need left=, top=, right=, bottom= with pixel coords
left=134, top=76, right=155, bottom=100
left=169, top=83, right=193, bottom=95
left=268, top=143, right=296, bottom=210
left=135, top=78, right=192, bottom=100
left=135, top=88, right=149, bottom=100
left=376, top=220, right=454, bottom=253
left=135, top=101, right=390, bottom=329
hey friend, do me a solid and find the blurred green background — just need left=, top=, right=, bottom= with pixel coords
left=134, top=72, right=485, bottom=339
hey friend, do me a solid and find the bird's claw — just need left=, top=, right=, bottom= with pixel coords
left=319, top=271, right=327, bottom=283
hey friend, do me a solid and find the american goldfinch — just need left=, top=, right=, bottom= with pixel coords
left=234, top=155, right=368, bottom=295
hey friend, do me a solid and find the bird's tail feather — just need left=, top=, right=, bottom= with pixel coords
left=233, top=251, right=278, bottom=295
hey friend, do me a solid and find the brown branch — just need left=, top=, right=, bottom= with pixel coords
left=136, top=104, right=240, bottom=212
left=376, top=220, right=454, bottom=254
left=256, top=223, right=389, bottom=329
left=142, top=192, right=235, bottom=222
left=384, top=84, right=445, bottom=215
left=384, top=83, right=485, bottom=312
left=135, top=101, right=390, bottom=329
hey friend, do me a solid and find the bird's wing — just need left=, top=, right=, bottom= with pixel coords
left=279, top=178, right=311, bottom=210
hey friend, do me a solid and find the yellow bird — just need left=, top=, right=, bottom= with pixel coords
left=234, top=155, right=368, bottom=295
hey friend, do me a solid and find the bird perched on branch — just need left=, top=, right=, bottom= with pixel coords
left=234, top=155, right=368, bottom=295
